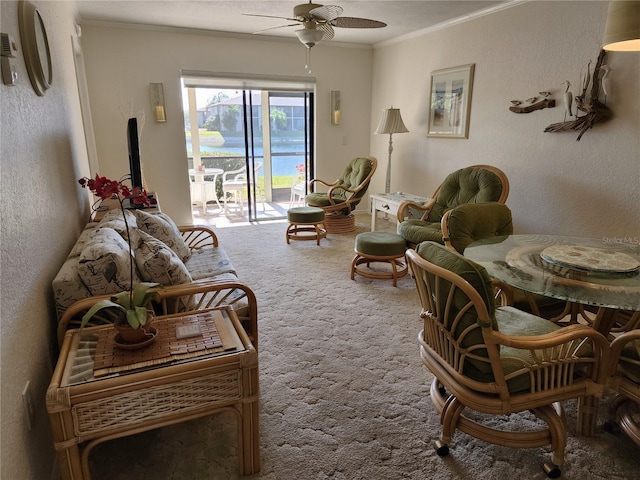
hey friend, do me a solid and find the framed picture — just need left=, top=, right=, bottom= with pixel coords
left=427, top=64, right=475, bottom=138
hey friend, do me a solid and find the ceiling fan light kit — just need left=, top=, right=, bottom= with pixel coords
left=295, top=28, right=324, bottom=48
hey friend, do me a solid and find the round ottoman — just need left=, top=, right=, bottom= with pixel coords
left=351, top=232, right=408, bottom=286
left=286, top=207, right=327, bottom=245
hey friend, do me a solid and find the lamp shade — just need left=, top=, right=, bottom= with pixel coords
left=603, top=1, right=640, bottom=51
left=374, top=108, right=409, bottom=135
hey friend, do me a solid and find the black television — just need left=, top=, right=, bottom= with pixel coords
left=127, top=117, right=143, bottom=192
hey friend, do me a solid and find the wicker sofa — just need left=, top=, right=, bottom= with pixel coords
left=52, top=209, right=257, bottom=348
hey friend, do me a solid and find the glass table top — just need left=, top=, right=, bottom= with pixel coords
left=464, top=235, right=640, bottom=311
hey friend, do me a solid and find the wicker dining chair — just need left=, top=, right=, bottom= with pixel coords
left=606, top=322, right=640, bottom=445
left=397, top=164, right=509, bottom=248
left=407, top=242, right=609, bottom=478
left=440, top=202, right=565, bottom=319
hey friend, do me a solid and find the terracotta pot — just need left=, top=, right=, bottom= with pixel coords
left=113, top=311, right=157, bottom=350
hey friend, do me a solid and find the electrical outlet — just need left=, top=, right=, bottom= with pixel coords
left=22, top=381, right=35, bottom=431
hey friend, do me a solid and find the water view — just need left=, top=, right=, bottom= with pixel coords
left=187, top=139, right=307, bottom=177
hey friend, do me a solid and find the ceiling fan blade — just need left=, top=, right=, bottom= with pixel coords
left=242, top=13, right=299, bottom=23
left=317, top=23, right=335, bottom=41
left=253, top=23, right=301, bottom=35
left=332, top=17, right=387, bottom=29
left=309, top=5, right=343, bottom=22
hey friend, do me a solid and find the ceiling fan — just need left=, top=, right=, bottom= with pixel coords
left=244, top=1, right=387, bottom=49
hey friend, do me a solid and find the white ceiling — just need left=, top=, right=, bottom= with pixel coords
left=74, top=1, right=512, bottom=46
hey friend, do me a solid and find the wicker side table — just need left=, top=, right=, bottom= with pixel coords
left=46, top=307, right=259, bottom=479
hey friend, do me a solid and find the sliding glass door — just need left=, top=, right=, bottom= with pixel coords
left=182, top=74, right=314, bottom=223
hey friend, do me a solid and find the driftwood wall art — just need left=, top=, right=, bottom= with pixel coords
left=509, top=93, right=556, bottom=114
left=544, top=50, right=611, bottom=141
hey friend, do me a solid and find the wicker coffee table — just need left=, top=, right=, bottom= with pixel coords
left=46, top=307, right=259, bottom=479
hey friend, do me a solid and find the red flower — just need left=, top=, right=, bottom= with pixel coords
left=79, top=174, right=150, bottom=207
left=78, top=174, right=153, bottom=322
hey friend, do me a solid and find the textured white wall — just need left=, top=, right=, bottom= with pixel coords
left=79, top=24, right=374, bottom=224
left=0, top=1, right=90, bottom=478
left=370, top=1, right=639, bottom=238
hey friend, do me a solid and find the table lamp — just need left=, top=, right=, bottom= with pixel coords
left=374, top=107, right=409, bottom=193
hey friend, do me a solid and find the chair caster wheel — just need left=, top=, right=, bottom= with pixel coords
left=604, top=420, right=620, bottom=435
left=434, top=440, right=449, bottom=456
left=543, top=462, right=561, bottom=478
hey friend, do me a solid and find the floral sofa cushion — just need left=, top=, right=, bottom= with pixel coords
left=185, top=247, right=236, bottom=280
left=69, top=223, right=98, bottom=257
left=53, top=256, right=93, bottom=320
left=97, top=209, right=138, bottom=237
left=77, top=227, right=141, bottom=296
left=53, top=211, right=241, bottom=322
left=134, top=210, right=191, bottom=262
left=130, top=229, right=193, bottom=285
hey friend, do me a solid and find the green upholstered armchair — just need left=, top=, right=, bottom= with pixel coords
left=306, top=156, right=377, bottom=215
left=407, top=242, right=609, bottom=478
left=306, top=156, right=377, bottom=232
left=397, top=164, right=509, bottom=247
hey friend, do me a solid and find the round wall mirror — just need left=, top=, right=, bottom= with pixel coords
left=18, top=0, right=52, bottom=96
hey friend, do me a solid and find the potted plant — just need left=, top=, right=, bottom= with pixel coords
left=78, top=174, right=159, bottom=346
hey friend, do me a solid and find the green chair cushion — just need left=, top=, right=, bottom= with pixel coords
left=427, top=166, right=505, bottom=222
left=464, top=306, right=594, bottom=393
left=446, top=202, right=513, bottom=253
left=416, top=241, right=498, bottom=372
left=305, top=193, right=345, bottom=208
left=355, top=232, right=406, bottom=257
left=495, top=306, right=562, bottom=393
left=398, top=219, right=443, bottom=245
left=416, top=241, right=496, bottom=325
left=288, top=207, right=325, bottom=224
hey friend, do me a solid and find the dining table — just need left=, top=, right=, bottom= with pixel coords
left=464, top=234, right=640, bottom=335
left=464, top=234, right=640, bottom=436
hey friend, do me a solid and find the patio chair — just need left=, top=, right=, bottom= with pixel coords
left=289, top=177, right=306, bottom=207
left=397, top=164, right=509, bottom=248
left=407, top=241, right=609, bottom=478
left=222, top=162, right=263, bottom=215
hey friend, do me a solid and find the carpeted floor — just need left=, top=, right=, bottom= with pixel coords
left=90, top=213, right=640, bottom=479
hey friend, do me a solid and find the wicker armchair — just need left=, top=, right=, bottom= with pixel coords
left=606, top=321, right=640, bottom=445
left=306, top=156, right=377, bottom=232
left=397, top=164, right=509, bottom=248
left=407, top=242, right=609, bottom=478
left=440, top=202, right=565, bottom=318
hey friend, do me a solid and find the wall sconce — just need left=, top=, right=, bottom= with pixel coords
left=149, top=83, right=166, bottom=122
left=330, top=90, right=341, bottom=125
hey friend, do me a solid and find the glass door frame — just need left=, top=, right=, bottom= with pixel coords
left=181, top=72, right=316, bottom=223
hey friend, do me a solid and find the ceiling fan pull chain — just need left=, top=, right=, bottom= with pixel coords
left=305, top=47, right=312, bottom=74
